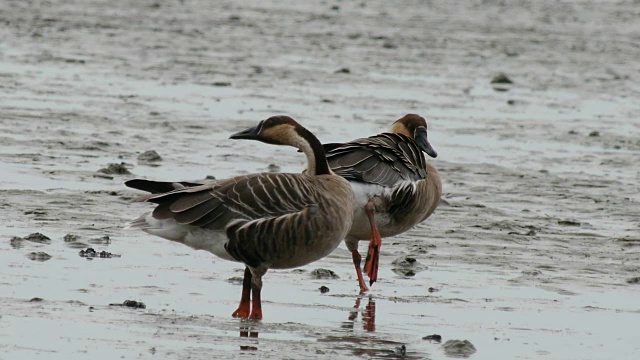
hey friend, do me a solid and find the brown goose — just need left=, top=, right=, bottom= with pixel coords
left=323, top=114, right=442, bottom=291
left=125, top=116, right=355, bottom=320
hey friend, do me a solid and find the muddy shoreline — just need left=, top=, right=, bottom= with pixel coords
left=2, top=1, right=639, bottom=359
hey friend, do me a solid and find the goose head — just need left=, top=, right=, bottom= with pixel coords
left=390, top=114, right=437, bottom=158
left=230, top=116, right=331, bottom=175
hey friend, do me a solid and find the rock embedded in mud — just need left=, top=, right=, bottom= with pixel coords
left=310, top=268, right=340, bottom=279
left=442, top=339, right=476, bottom=357
left=491, top=73, right=513, bottom=84
left=335, top=67, right=350, bottom=74
left=211, top=81, right=231, bottom=87
left=319, top=286, right=330, bottom=293
left=30, top=297, right=44, bottom=302
left=88, top=235, right=111, bottom=245
left=110, top=300, right=146, bottom=309
left=10, top=236, right=24, bottom=249
left=423, top=334, right=442, bottom=343
left=137, top=150, right=163, bottom=163
left=267, top=164, right=281, bottom=172
left=588, top=131, right=600, bottom=137
left=626, top=277, right=640, bottom=284
left=79, top=247, right=120, bottom=259
left=98, top=162, right=131, bottom=175
left=27, top=252, right=52, bottom=261
left=226, top=276, right=245, bottom=284
left=558, top=220, right=581, bottom=226
left=490, top=73, right=513, bottom=92
left=24, top=232, right=52, bottom=244
left=63, top=234, right=80, bottom=242
left=64, top=234, right=88, bottom=248
left=391, top=256, right=427, bottom=277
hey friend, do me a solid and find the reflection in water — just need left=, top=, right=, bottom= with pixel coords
left=344, top=295, right=376, bottom=332
left=239, top=325, right=258, bottom=351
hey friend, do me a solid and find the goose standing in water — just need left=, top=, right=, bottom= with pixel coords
left=323, top=114, right=442, bottom=291
left=125, top=116, right=355, bottom=319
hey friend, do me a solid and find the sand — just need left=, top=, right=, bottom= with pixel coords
left=1, top=0, right=639, bottom=359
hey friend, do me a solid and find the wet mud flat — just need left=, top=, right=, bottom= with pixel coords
left=1, top=0, right=640, bottom=359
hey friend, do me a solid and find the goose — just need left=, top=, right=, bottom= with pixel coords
left=323, top=114, right=442, bottom=291
left=125, top=116, right=355, bottom=320
left=127, top=114, right=441, bottom=293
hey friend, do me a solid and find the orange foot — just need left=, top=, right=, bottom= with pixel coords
left=232, top=301, right=251, bottom=319
left=248, top=309, right=263, bottom=320
left=364, top=236, right=381, bottom=286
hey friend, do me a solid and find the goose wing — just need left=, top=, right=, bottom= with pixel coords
left=138, top=173, right=318, bottom=231
left=125, top=179, right=203, bottom=194
left=324, top=133, right=428, bottom=187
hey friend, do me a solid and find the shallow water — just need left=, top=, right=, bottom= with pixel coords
left=2, top=0, right=640, bottom=359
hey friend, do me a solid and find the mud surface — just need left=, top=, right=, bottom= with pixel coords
left=1, top=1, right=639, bottom=359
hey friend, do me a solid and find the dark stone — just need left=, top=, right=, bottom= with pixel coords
left=422, top=334, right=442, bottom=343
left=226, top=276, right=245, bottom=284
left=394, top=345, right=406, bottom=357
left=491, top=73, right=513, bottom=84
left=30, top=297, right=44, bottom=302
left=211, top=82, right=231, bottom=87
left=335, top=68, right=350, bottom=74
left=442, top=339, right=476, bottom=357
left=88, top=235, right=111, bottom=245
left=24, top=232, right=52, bottom=244
left=383, top=41, right=397, bottom=49
left=392, top=256, right=427, bottom=277
left=319, top=286, right=330, bottom=293
left=558, top=220, right=581, bottom=226
left=589, top=131, right=600, bottom=137
left=27, top=252, right=52, bottom=261
left=63, top=234, right=80, bottom=242
left=626, top=277, right=640, bottom=284
left=79, top=247, right=120, bottom=259
left=267, top=164, right=281, bottom=173
left=110, top=300, right=146, bottom=309
left=137, top=150, right=162, bottom=163
left=98, top=162, right=131, bottom=175
left=10, top=236, right=24, bottom=249
left=310, top=268, right=340, bottom=279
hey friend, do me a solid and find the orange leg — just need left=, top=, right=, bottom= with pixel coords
left=249, top=274, right=263, bottom=320
left=363, top=201, right=382, bottom=286
left=232, top=267, right=252, bottom=319
left=352, top=249, right=369, bottom=292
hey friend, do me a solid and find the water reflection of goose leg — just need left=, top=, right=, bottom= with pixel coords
left=345, top=295, right=376, bottom=332
left=239, top=325, right=259, bottom=351
left=348, top=296, right=362, bottom=321
left=362, top=296, right=376, bottom=332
